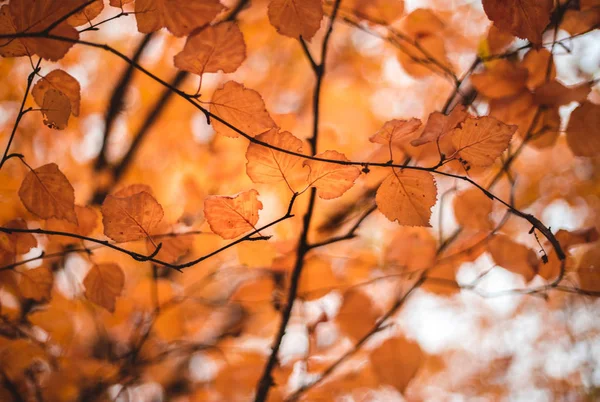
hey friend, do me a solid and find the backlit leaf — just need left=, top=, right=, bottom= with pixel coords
left=19, top=266, right=53, bottom=301
left=41, top=89, right=72, bottom=130
left=32, top=69, right=81, bottom=116
left=482, top=0, right=553, bottom=45
left=411, top=106, right=467, bottom=148
left=19, top=163, right=77, bottom=224
left=488, top=235, right=538, bottom=281
left=304, top=150, right=361, bottom=199
left=336, top=289, right=379, bottom=342
left=453, top=188, right=493, bottom=231
left=370, top=118, right=422, bottom=157
left=204, top=189, right=263, bottom=239
left=268, top=0, right=323, bottom=40
left=83, top=263, right=125, bottom=312
left=101, top=191, right=164, bottom=242
left=67, top=0, right=104, bottom=27
left=370, top=335, right=424, bottom=393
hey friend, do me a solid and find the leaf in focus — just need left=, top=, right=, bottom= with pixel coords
left=370, top=118, right=422, bottom=158
left=376, top=169, right=437, bottom=227
left=246, top=129, right=306, bottom=190
left=174, top=22, right=246, bottom=76
left=267, top=0, right=323, bottom=40
left=453, top=188, right=493, bottom=231
left=470, top=59, right=528, bottom=99
left=113, top=183, right=154, bottom=198
left=411, top=105, right=467, bottom=148
left=41, top=89, right=72, bottom=130
left=210, top=81, right=277, bottom=138
left=67, top=0, right=104, bottom=27
left=101, top=191, right=164, bottom=242
left=533, top=80, right=591, bottom=107
left=304, top=150, right=361, bottom=199
left=336, top=289, right=379, bottom=342
left=18, top=266, right=53, bottom=301
left=0, top=5, right=27, bottom=58
left=19, top=163, right=77, bottom=224
left=451, top=116, right=517, bottom=168
left=488, top=235, right=538, bottom=281
left=482, top=0, right=553, bottom=45
left=32, top=69, right=81, bottom=116
left=83, top=263, right=125, bottom=312
left=566, top=102, right=600, bottom=157
left=204, top=189, right=263, bottom=239
left=134, top=0, right=225, bottom=37
left=370, top=335, right=424, bottom=393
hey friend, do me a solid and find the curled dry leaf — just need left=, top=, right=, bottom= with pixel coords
left=267, top=0, right=323, bottom=40
left=451, top=116, right=517, bottom=168
left=204, top=189, right=263, bottom=239
left=470, top=59, right=528, bottom=99
left=210, top=81, right=277, bottom=138
left=83, top=263, right=125, bottom=312
left=376, top=169, right=437, bottom=227
left=488, top=234, right=538, bottom=282
left=19, top=266, right=53, bottom=301
left=101, top=191, right=164, bottom=242
left=19, top=163, right=77, bottom=224
left=32, top=69, right=81, bottom=116
left=246, top=129, right=306, bottom=190
left=41, top=89, right=72, bottom=130
left=336, top=289, right=379, bottom=342
left=174, top=22, right=246, bottom=76
left=566, top=102, right=600, bottom=158
left=482, top=0, right=553, bottom=45
left=304, top=150, right=361, bottom=199
left=370, top=335, right=424, bottom=393
left=135, top=0, right=225, bottom=37
left=453, top=188, right=493, bottom=231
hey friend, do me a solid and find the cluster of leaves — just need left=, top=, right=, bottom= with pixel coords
left=0, top=0, right=599, bottom=401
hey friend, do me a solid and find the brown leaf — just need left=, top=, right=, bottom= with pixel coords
left=471, top=59, right=528, bottom=99
left=268, top=0, right=323, bottom=40
left=67, top=0, right=104, bottom=27
left=336, top=289, right=379, bottom=342
left=41, top=89, right=72, bottom=130
left=19, top=266, right=53, bottom=301
left=83, top=263, right=125, bottom=312
left=370, top=335, right=424, bottom=393
left=210, top=81, right=277, bottom=138
left=304, top=150, right=361, bottom=199
left=19, top=163, right=77, bottom=224
left=0, top=5, right=27, bottom=58
left=577, top=246, right=600, bottom=292
left=204, top=189, right=263, bottom=239
left=101, top=191, right=164, bottom=242
left=451, top=116, right=516, bottom=168
left=453, top=188, right=493, bottom=231
left=135, top=0, right=225, bottom=37
left=32, top=69, right=81, bottom=116
left=376, top=169, right=437, bottom=227
left=174, top=22, right=246, bottom=76
left=482, top=0, right=553, bottom=45
left=566, top=102, right=600, bottom=157
left=488, top=235, right=538, bottom=281
left=533, top=80, right=591, bottom=107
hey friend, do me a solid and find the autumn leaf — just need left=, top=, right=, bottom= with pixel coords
left=376, top=169, right=437, bottom=227
left=348, top=0, right=405, bottom=23
left=268, top=0, right=323, bottom=40
left=470, top=59, right=528, bottom=99
left=134, top=0, right=225, bottom=37
left=45, top=205, right=98, bottom=244
left=336, top=289, right=379, bottom=342
left=210, top=81, right=277, bottom=138
left=533, top=80, right=591, bottom=107
left=482, top=0, right=553, bottom=45
left=19, top=266, right=53, bottom=301
left=3, top=219, right=37, bottom=255
left=146, top=233, right=193, bottom=264
left=174, top=22, right=246, bottom=77
left=67, top=0, right=104, bottom=27
left=370, top=335, right=424, bottom=393
left=19, top=163, right=77, bottom=224
left=246, top=129, right=306, bottom=191
left=566, top=102, right=600, bottom=158
left=453, top=188, right=493, bottom=231
left=521, top=48, right=555, bottom=90
left=451, top=116, right=517, bottom=168
left=204, top=189, right=263, bottom=239
left=370, top=118, right=422, bottom=158
left=83, top=263, right=125, bottom=312
left=304, top=150, right=361, bottom=199
left=101, top=191, right=164, bottom=242
left=488, top=235, right=538, bottom=281
left=32, top=69, right=81, bottom=117
left=411, top=105, right=467, bottom=148
left=385, top=227, right=436, bottom=271
left=0, top=5, right=27, bottom=58
left=41, top=89, right=72, bottom=130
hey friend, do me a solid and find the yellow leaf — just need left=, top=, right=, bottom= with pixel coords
left=83, top=263, right=125, bottom=312
left=204, top=189, right=263, bottom=239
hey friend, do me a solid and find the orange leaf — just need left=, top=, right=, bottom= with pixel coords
left=451, top=116, right=516, bottom=168
left=0, top=5, right=27, bottom=58
left=45, top=205, right=98, bottom=244
left=555, top=227, right=599, bottom=248
left=268, top=0, right=323, bottom=40
left=376, top=169, right=437, bottom=227
left=204, top=189, right=263, bottom=239
left=533, top=80, right=591, bottom=107
left=453, top=188, right=493, bottom=231
left=411, top=105, right=467, bottom=148
left=577, top=246, right=600, bottom=292
left=109, top=0, right=134, bottom=7
left=370, top=118, right=422, bottom=155
left=83, top=263, right=125, bottom=312
left=385, top=227, right=436, bottom=271
left=370, top=335, right=424, bottom=393
left=482, top=0, right=553, bottom=45
left=134, top=0, right=225, bottom=37
left=246, top=129, right=306, bottom=190
left=41, top=89, right=72, bottom=130
left=19, top=163, right=77, bottom=224
left=32, top=69, right=81, bottom=116
left=336, top=289, right=379, bottom=341
left=4, top=219, right=37, bottom=255
left=566, top=102, right=600, bottom=158
left=298, top=257, right=341, bottom=300
left=113, top=183, right=154, bottom=198
left=488, top=235, right=538, bottom=281
left=210, top=81, right=277, bottom=138
left=67, top=0, right=104, bottom=27
left=174, top=22, right=246, bottom=76
left=146, top=233, right=193, bottom=264
left=304, top=150, right=361, bottom=199
left=101, top=191, right=164, bottom=242
left=521, top=48, right=555, bottom=90
left=397, top=34, right=450, bottom=78
left=19, top=266, right=53, bottom=301
left=470, top=59, right=528, bottom=99
left=348, top=0, right=405, bottom=23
